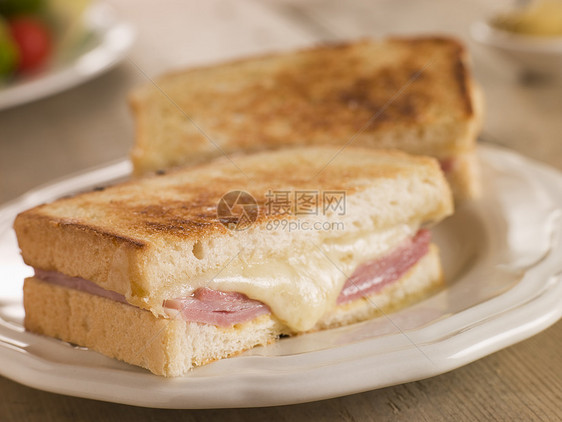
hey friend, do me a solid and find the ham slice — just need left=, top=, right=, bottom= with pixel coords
left=439, top=157, right=456, bottom=173
left=164, top=288, right=270, bottom=327
left=34, top=229, right=431, bottom=328
left=34, top=269, right=128, bottom=304
left=337, top=229, right=430, bottom=304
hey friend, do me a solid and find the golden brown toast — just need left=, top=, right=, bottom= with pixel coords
left=14, top=146, right=453, bottom=316
left=130, top=36, right=483, bottom=199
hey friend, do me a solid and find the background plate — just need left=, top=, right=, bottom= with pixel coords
left=0, top=4, right=135, bottom=110
left=0, top=145, right=561, bottom=409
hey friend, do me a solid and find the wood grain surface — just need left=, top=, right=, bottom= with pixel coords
left=1, top=0, right=560, bottom=420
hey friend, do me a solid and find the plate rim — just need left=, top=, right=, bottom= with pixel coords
left=0, top=144, right=561, bottom=409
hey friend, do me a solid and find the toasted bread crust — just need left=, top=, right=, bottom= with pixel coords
left=14, top=147, right=452, bottom=312
left=129, top=36, right=482, bottom=200
left=23, top=244, right=442, bottom=376
left=387, top=36, right=475, bottom=116
left=443, top=150, right=481, bottom=201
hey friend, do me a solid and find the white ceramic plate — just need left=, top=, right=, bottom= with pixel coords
left=0, top=4, right=135, bottom=110
left=0, top=145, right=561, bottom=409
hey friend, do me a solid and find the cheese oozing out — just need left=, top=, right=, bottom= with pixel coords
left=166, top=223, right=419, bottom=332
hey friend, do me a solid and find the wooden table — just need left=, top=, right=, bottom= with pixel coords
left=1, top=0, right=560, bottom=420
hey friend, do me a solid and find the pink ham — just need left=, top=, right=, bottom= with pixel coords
left=34, top=229, right=431, bottom=328
left=337, top=229, right=430, bottom=304
left=439, top=157, right=456, bottom=173
left=34, top=269, right=128, bottom=304
left=164, top=288, right=270, bottom=327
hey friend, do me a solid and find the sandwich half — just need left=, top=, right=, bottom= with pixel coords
left=14, top=146, right=453, bottom=376
left=130, top=36, right=483, bottom=200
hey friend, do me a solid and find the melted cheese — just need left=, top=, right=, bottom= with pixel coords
left=175, top=224, right=419, bottom=332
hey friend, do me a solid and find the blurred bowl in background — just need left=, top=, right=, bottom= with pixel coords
left=471, top=19, right=562, bottom=77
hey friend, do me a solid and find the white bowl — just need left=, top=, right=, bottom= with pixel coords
left=471, top=20, right=562, bottom=76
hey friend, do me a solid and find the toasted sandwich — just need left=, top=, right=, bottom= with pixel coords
left=15, top=146, right=453, bottom=376
left=130, top=36, right=483, bottom=200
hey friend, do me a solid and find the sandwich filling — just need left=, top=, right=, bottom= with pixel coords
left=33, top=229, right=431, bottom=331
left=164, top=223, right=421, bottom=331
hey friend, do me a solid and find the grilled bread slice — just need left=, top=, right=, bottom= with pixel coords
left=23, top=245, right=441, bottom=376
left=15, top=146, right=453, bottom=375
left=130, top=36, right=483, bottom=200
